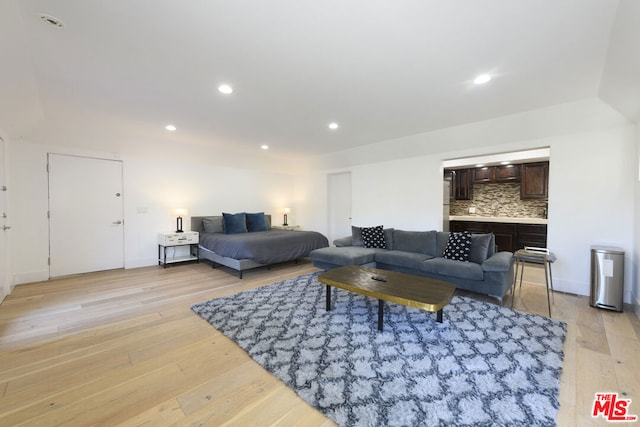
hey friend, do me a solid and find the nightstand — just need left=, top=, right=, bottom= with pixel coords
left=272, top=225, right=301, bottom=231
left=158, top=231, right=199, bottom=267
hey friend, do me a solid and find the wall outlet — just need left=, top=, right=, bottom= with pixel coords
left=468, top=207, right=476, bottom=214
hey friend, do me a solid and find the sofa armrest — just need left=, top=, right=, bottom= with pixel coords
left=333, top=236, right=353, bottom=247
left=482, top=251, right=514, bottom=272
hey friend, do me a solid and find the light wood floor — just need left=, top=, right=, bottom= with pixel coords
left=0, top=260, right=638, bottom=426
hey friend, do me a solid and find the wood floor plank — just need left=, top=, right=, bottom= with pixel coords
left=113, top=398, right=185, bottom=427
left=576, top=302, right=610, bottom=355
left=0, top=259, right=637, bottom=426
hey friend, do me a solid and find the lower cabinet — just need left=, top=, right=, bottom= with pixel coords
left=450, top=221, right=547, bottom=253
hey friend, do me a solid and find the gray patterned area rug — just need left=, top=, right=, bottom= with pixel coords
left=192, top=272, right=567, bottom=427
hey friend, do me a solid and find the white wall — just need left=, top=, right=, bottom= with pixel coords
left=5, top=97, right=638, bottom=309
left=633, top=124, right=640, bottom=316
left=8, top=140, right=296, bottom=284
left=305, top=99, right=637, bottom=303
left=0, top=129, right=12, bottom=302
left=547, top=126, right=634, bottom=300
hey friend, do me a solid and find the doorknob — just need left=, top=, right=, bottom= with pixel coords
left=2, top=225, right=11, bottom=231
left=113, top=220, right=122, bottom=225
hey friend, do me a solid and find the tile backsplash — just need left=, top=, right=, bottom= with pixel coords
left=450, top=182, right=547, bottom=218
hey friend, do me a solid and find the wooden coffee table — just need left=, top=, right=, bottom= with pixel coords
left=318, top=265, right=456, bottom=331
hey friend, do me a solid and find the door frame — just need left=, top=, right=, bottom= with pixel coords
left=47, top=153, right=125, bottom=277
left=327, top=171, right=352, bottom=244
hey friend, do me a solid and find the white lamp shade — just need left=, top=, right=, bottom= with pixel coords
left=173, top=208, right=189, bottom=217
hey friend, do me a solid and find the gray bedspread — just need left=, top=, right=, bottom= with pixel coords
left=199, top=230, right=329, bottom=265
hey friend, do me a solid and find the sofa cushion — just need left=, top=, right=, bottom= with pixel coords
left=393, top=230, right=436, bottom=255
left=352, top=226, right=394, bottom=249
left=469, top=233, right=494, bottom=264
left=361, top=225, right=386, bottom=248
left=421, top=258, right=484, bottom=280
left=309, top=246, right=385, bottom=266
left=351, top=226, right=364, bottom=247
left=333, top=236, right=353, bottom=247
left=436, top=232, right=450, bottom=256
left=383, top=228, right=394, bottom=250
left=375, top=251, right=434, bottom=270
left=442, top=231, right=472, bottom=262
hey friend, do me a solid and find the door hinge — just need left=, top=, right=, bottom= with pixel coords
left=48, top=257, right=51, bottom=266
left=47, top=211, right=50, bottom=219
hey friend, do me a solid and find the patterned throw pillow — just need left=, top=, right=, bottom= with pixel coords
left=442, top=231, right=472, bottom=262
left=361, top=225, right=386, bottom=249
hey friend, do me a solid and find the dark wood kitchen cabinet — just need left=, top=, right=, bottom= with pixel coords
left=491, top=223, right=518, bottom=253
left=495, top=164, right=520, bottom=182
left=449, top=221, right=547, bottom=253
left=473, top=165, right=520, bottom=183
left=516, top=224, right=548, bottom=249
left=444, top=168, right=473, bottom=200
left=473, top=167, right=495, bottom=183
left=520, top=162, right=549, bottom=199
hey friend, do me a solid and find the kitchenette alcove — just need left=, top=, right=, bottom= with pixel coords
left=443, top=148, right=550, bottom=253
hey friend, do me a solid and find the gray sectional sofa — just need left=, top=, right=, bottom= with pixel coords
left=310, top=229, right=515, bottom=302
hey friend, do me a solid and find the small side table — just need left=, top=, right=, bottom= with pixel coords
left=512, top=248, right=557, bottom=317
left=272, top=225, right=301, bottom=231
left=158, top=231, right=199, bottom=267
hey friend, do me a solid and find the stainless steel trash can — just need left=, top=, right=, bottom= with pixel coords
left=590, top=246, right=624, bottom=312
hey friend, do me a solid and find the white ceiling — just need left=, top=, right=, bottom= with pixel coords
left=1, top=0, right=638, bottom=159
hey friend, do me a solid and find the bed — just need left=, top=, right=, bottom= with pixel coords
left=191, top=214, right=329, bottom=278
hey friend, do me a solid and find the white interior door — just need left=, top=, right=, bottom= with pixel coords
left=49, top=154, right=124, bottom=277
left=327, top=172, right=352, bottom=244
left=0, top=137, right=8, bottom=299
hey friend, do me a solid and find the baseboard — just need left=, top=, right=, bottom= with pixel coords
left=124, top=257, right=158, bottom=269
left=13, top=270, right=49, bottom=285
left=552, top=278, right=589, bottom=298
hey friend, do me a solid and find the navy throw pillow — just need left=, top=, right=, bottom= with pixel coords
left=222, top=212, right=247, bottom=234
left=246, top=212, right=268, bottom=232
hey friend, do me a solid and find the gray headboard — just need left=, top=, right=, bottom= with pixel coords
left=191, top=214, right=272, bottom=234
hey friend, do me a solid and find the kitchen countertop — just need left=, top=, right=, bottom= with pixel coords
left=448, top=215, right=548, bottom=225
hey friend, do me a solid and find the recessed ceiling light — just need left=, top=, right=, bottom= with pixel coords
left=218, top=84, right=233, bottom=94
left=328, top=122, right=339, bottom=130
left=476, top=164, right=485, bottom=168
left=473, top=74, right=491, bottom=85
left=165, top=124, right=176, bottom=131
left=39, top=14, right=64, bottom=28
left=261, top=144, right=269, bottom=150
left=500, top=161, right=511, bottom=165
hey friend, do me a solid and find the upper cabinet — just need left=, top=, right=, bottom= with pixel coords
left=444, top=168, right=473, bottom=200
left=495, top=164, right=520, bottom=182
left=473, top=167, right=494, bottom=183
left=444, top=169, right=455, bottom=200
left=455, top=169, right=473, bottom=200
left=520, top=162, right=549, bottom=199
left=473, top=165, right=520, bottom=183
left=446, top=161, right=548, bottom=201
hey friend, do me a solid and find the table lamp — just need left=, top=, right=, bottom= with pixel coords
left=173, top=208, right=188, bottom=233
